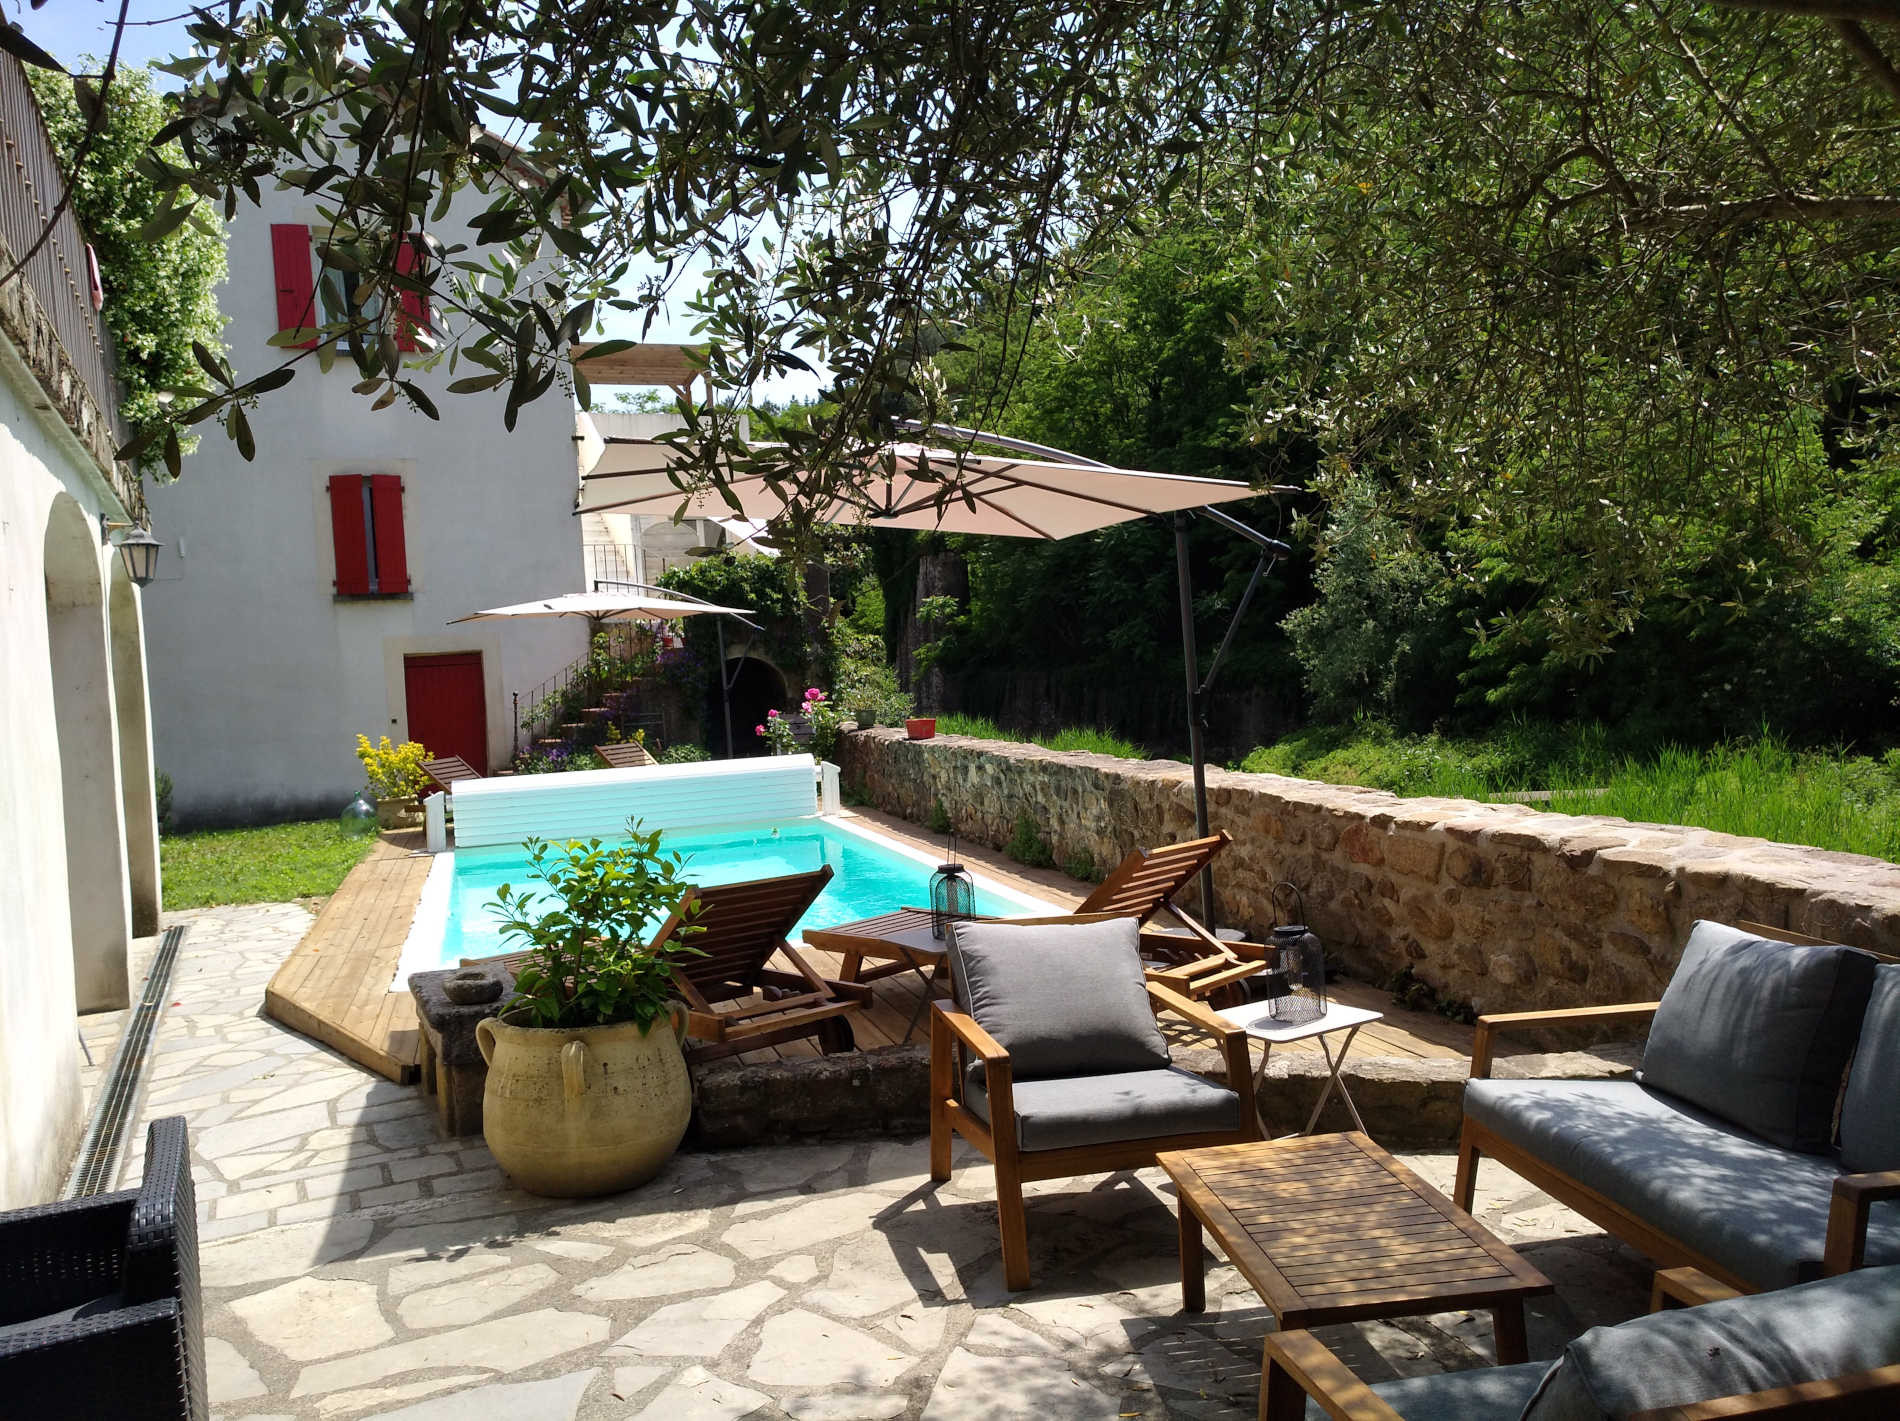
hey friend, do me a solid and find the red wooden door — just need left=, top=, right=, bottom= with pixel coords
left=404, top=653, right=488, bottom=773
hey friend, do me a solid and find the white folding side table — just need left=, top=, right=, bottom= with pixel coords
left=1215, top=1000, right=1384, bottom=1137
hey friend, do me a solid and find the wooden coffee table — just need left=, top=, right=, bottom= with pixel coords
left=1157, top=1132, right=1551, bottom=1363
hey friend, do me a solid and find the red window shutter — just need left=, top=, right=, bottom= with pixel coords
left=270, top=224, right=318, bottom=349
left=328, top=474, right=371, bottom=594
left=393, top=234, right=430, bottom=353
left=369, top=474, right=410, bottom=594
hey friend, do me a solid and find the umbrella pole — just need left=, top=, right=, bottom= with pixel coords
left=1174, top=512, right=1215, bottom=921
left=716, top=618, right=735, bottom=759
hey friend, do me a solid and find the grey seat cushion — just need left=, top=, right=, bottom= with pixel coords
left=964, top=1065, right=1239, bottom=1151
left=1299, top=1362, right=1552, bottom=1421
left=948, top=917, right=1169, bottom=1078
left=1463, top=1078, right=1900, bottom=1290
left=1521, top=1264, right=1900, bottom=1419
left=1841, top=964, right=1900, bottom=1173
left=1637, top=919, right=1876, bottom=1152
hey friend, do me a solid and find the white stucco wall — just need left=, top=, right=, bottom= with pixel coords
left=146, top=187, right=588, bottom=826
left=0, top=335, right=129, bottom=1205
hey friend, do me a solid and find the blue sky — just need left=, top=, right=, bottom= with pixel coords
left=16, top=1, right=823, bottom=405
left=17, top=1, right=193, bottom=72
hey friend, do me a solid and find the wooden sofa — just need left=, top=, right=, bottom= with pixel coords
left=1261, top=1263, right=1900, bottom=1420
left=1453, top=920, right=1900, bottom=1293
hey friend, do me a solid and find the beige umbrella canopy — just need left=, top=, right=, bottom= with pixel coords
left=576, top=426, right=1285, bottom=914
left=448, top=591, right=751, bottom=623
left=574, top=439, right=1258, bottom=537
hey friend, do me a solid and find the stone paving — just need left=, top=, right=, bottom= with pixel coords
left=120, top=904, right=1650, bottom=1420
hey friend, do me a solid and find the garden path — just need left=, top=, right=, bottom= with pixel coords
left=121, top=904, right=1647, bottom=1420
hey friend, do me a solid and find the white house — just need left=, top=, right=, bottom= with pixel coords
left=0, top=55, right=159, bottom=1206
left=144, top=183, right=595, bottom=826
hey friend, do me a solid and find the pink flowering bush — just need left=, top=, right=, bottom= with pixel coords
left=757, top=706, right=798, bottom=755
left=753, top=688, right=846, bottom=758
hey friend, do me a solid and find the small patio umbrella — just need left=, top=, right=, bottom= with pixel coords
left=449, top=590, right=756, bottom=757
left=448, top=591, right=752, bottom=623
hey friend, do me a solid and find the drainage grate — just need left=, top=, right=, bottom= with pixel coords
left=63, top=922, right=187, bottom=1198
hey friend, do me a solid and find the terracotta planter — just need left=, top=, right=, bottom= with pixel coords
left=475, top=1008, right=691, bottom=1197
left=905, top=717, right=937, bottom=740
left=374, top=796, right=419, bottom=830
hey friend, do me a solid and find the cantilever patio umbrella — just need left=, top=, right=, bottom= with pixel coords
left=576, top=436, right=1255, bottom=535
left=576, top=428, right=1288, bottom=919
left=450, top=590, right=757, bottom=758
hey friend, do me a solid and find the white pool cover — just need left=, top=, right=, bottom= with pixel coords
left=450, top=754, right=820, bottom=848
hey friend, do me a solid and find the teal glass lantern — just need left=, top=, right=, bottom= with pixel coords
left=930, top=834, right=976, bottom=940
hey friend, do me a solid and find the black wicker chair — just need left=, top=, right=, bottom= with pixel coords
left=0, top=1117, right=205, bottom=1418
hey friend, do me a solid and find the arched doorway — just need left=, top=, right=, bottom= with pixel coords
left=44, top=495, right=131, bottom=1011
left=722, top=656, right=789, bottom=757
left=109, top=569, right=161, bottom=936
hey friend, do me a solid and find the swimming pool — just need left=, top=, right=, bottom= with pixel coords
left=399, top=815, right=1055, bottom=976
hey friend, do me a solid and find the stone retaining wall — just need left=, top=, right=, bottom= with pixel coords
left=838, top=729, right=1900, bottom=1015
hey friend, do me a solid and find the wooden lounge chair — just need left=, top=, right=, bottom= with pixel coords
left=597, top=740, right=657, bottom=769
left=1076, top=832, right=1265, bottom=1003
left=659, top=866, right=871, bottom=1063
left=421, top=755, right=482, bottom=794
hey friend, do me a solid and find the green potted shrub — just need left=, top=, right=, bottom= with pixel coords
left=478, top=824, right=703, bottom=1197
left=355, top=734, right=430, bottom=828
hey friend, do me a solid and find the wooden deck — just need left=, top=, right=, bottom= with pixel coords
left=263, top=835, right=428, bottom=1083
left=260, top=811, right=1484, bottom=1087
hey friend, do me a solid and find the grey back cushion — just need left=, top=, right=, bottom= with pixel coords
left=1637, top=920, right=1876, bottom=1152
left=948, top=917, right=1169, bottom=1079
left=1841, top=964, right=1900, bottom=1173
left=1519, top=1263, right=1900, bottom=1420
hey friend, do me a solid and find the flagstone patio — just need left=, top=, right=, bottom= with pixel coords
left=122, top=904, right=1650, bottom=1420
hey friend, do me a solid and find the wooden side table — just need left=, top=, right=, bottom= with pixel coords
left=1158, top=1132, right=1552, bottom=1365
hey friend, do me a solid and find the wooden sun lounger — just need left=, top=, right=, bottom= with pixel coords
left=1076, top=832, right=1266, bottom=1002
left=460, top=866, right=869, bottom=1064
left=421, top=755, right=482, bottom=794
left=659, top=866, right=870, bottom=1061
left=597, top=740, right=658, bottom=769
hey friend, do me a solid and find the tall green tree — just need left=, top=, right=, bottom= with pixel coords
left=1224, top=1, right=1900, bottom=660
left=27, top=63, right=226, bottom=472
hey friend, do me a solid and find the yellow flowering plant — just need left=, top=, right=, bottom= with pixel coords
left=355, top=735, right=431, bottom=800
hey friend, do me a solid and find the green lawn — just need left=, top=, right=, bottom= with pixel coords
left=162, top=818, right=380, bottom=909
left=932, top=712, right=1147, bottom=760
left=1237, top=721, right=1900, bottom=862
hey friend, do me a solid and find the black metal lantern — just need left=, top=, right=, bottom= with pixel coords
left=930, top=833, right=976, bottom=940
left=115, top=525, right=162, bottom=587
left=1266, top=882, right=1328, bottom=1023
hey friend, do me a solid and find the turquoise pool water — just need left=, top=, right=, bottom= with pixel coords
left=435, top=819, right=1036, bottom=964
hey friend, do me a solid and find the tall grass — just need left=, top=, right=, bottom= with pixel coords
left=1239, top=721, right=1900, bottom=861
left=932, top=712, right=1147, bottom=760
left=1543, top=741, right=1900, bottom=861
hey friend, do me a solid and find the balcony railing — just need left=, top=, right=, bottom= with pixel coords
left=0, top=55, right=137, bottom=517
left=583, top=540, right=695, bottom=591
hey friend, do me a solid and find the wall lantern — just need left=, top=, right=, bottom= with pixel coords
left=101, top=515, right=163, bottom=587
